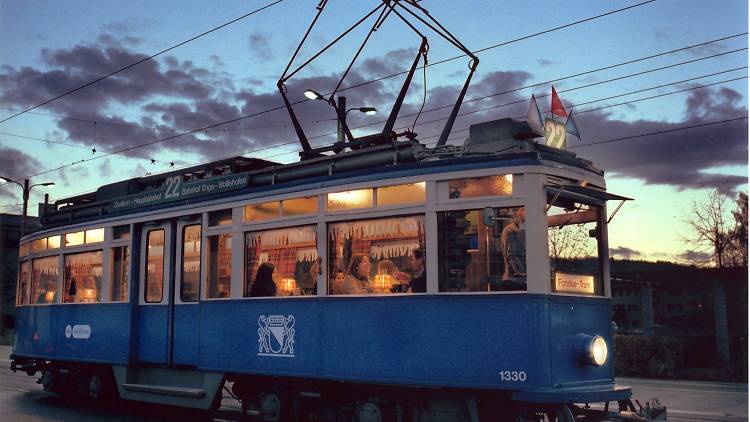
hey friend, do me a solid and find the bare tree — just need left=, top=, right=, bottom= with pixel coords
left=682, top=189, right=734, bottom=268
left=728, top=192, right=748, bottom=266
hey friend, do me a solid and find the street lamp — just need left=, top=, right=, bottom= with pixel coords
left=305, top=90, right=377, bottom=143
left=0, top=176, right=55, bottom=236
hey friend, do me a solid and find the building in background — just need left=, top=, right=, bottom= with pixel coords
left=0, top=213, right=38, bottom=342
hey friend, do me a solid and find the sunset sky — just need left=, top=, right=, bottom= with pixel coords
left=0, top=0, right=747, bottom=263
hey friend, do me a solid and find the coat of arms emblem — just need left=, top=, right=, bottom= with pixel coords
left=257, top=315, right=295, bottom=357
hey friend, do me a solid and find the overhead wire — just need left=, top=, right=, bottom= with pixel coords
left=265, top=73, right=748, bottom=159
left=0, top=132, right=177, bottom=166
left=0, top=0, right=285, bottom=125
left=4, top=0, right=660, bottom=182
left=6, top=5, right=743, bottom=186
left=5, top=73, right=746, bottom=211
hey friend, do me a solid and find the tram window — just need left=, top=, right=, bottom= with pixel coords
left=113, top=225, right=130, bottom=240
left=547, top=201, right=603, bottom=295
left=16, top=261, right=30, bottom=305
left=376, top=182, right=426, bottom=207
left=31, top=238, right=47, bottom=252
left=328, top=216, right=425, bottom=295
left=208, top=209, right=233, bottom=226
left=181, top=225, right=201, bottom=302
left=19, top=242, right=29, bottom=257
left=327, top=188, right=373, bottom=211
left=47, top=235, right=61, bottom=250
left=65, top=231, right=85, bottom=247
left=448, top=175, right=513, bottom=199
left=86, top=228, right=104, bottom=243
left=244, top=225, right=317, bottom=297
left=31, top=256, right=59, bottom=304
left=244, top=201, right=280, bottom=222
left=206, top=233, right=232, bottom=299
left=63, top=251, right=103, bottom=303
left=110, top=246, right=129, bottom=302
left=437, top=208, right=526, bottom=292
left=281, top=196, right=317, bottom=217
left=145, top=229, right=165, bottom=303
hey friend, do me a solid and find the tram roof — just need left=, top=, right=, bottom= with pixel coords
left=38, top=118, right=604, bottom=229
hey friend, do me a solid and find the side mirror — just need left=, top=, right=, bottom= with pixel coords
left=482, top=207, right=496, bottom=227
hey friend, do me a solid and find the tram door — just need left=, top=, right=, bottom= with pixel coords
left=137, top=219, right=202, bottom=366
left=137, top=222, right=173, bottom=364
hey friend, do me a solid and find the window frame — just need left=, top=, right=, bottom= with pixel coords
left=176, top=220, right=202, bottom=304
left=140, top=225, right=171, bottom=305
left=109, top=225, right=131, bottom=303
left=546, top=194, right=607, bottom=297
left=242, top=223, right=319, bottom=299
left=62, top=249, right=104, bottom=304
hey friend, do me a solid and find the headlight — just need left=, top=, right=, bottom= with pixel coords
left=576, top=334, right=608, bottom=366
left=590, top=336, right=608, bottom=366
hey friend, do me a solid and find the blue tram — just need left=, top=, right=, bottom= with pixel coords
left=11, top=116, right=648, bottom=421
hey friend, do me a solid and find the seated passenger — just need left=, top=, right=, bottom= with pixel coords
left=408, top=248, right=426, bottom=293
left=75, top=275, right=99, bottom=303
left=250, top=263, right=277, bottom=297
left=329, top=270, right=346, bottom=294
left=500, top=207, right=526, bottom=289
left=340, top=254, right=372, bottom=295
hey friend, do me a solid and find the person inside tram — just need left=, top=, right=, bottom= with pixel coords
left=341, top=254, right=373, bottom=295
left=296, top=257, right=321, bottom=295
left=330, top=270, right=346, bottom=294
left=75, top=274, right=99, bottom=303
left=36, top=280, right=57, bottom=304
left=500, top=207, right=526, bottom=289
left=408, top=248, right=426, bottom=293
left=250, top=263, right=277, bottom=297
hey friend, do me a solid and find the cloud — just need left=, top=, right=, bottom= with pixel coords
left=249, top=33, right=272, bottom=60
left=537, top=59, right=554, bottom=67
left=677, top=250, right=712, bottom=265
left=610, top=246, right=642, bottom=259
left=571, top=86, right=748, bottom=194
left=0, top=147, right=44, bottom=200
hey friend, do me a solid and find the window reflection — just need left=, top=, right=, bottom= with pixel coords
left=64, top=251, right=102, bottom=303
left=327, top=188, right=373, bottom=211
left=181, top=225, right=201, bottom=302
left=206, top=233, right=232, bottom=298
left=449, top=175, right=513, bottom=199
left=111, top=246, right=129, bottom=302
left=32, top=256, right=59, bottom=304
left=376, top=182, right=425, bottom=206
left=244, top=226, right=317, bottom=297
left=328, top=216, right=425, bottom=295
left=16, top=261, right=29, bottom=305
left=438, top=208, right=526, bottom=292
left=145, top=230, right=165, bottom=303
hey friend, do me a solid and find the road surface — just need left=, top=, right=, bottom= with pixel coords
left=1, top=346, right=746, bottom=421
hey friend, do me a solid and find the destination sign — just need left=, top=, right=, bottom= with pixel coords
left=554, top=271, right=595, bottom=294
left=110, top=173, right=250, bottom=212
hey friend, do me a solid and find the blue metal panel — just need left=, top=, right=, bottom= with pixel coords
left=197, top=295, right=546, bottom=390
left=13, top=304, right=130, bottom=363
left=548, top=296, right=614, bottom=388
left=137, top=305, right=169, bottom=364
left=199, top=299, right=322, bottom=377
left=173, top=304, right=200, bottom=366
